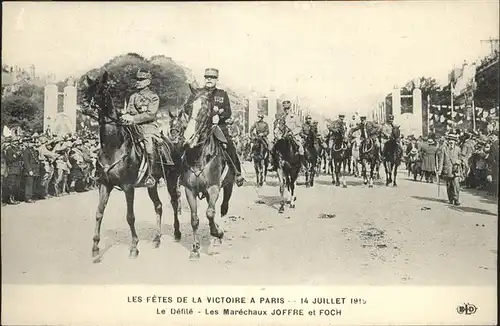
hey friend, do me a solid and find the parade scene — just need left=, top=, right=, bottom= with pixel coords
left=1, top=2, right=498, bottom=286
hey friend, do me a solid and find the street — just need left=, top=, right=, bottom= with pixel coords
left=1, top=162, right=497, bottom=285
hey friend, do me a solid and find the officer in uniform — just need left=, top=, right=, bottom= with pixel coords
left=121, top=68, right=173, bottom=187
left=199, top=68, right=245, bottom=187
left=301, top=115, right=313, bottom=140
left=269, top=100, right=304, bottom=171
left=348, top=115, right=381, bottom=160
left=249, top=113, right=270, bottom=149
left=38, top=136, right=58, bottom=199
left=328, top=114, right=347, bottom=140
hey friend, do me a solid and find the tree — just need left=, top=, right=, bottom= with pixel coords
left=77, top=53, right=190, bottom=113
left=1, top=94, right=43, bottom=132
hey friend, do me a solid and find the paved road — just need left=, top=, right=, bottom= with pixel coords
left=1, top=162, right=497, bottom=285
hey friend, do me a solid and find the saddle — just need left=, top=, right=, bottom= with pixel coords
left=133, top=133, right=175, bottom=186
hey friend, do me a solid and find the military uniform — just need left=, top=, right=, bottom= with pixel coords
left=123, top=69, right=171, bottom=187
left=250, top=118, right=270, bottom=149
left=38, top=137, right=58, bottom=198
left=348, top=118, right=381, bottom=160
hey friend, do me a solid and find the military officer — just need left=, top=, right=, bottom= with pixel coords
left=200, top=68, right=245, bottom=187
left=23, top=136, right=41, bottom=203
left=38, top=136, right=58, bottom=199
left=301, top=115, right=313, bottom=140
left=250, top=113, right=270, bottom=149
left=328, top=113, right=347, bottom=140
left=270, top=100, right=305, bottom=171
left=348, top=115, right=381, bottom=160
left=121, top=68, right=173, bottom=187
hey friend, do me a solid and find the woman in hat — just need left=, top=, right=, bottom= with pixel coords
left=420, top=137, right=438, bottom=183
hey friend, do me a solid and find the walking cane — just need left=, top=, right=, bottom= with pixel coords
left=436, top=168, right=440, bottom=198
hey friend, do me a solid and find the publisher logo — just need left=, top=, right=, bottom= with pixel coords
left=456, top=303, right=478, bottom=315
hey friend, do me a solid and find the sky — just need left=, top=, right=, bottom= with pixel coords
left=2, top=1, right=499, bottom=117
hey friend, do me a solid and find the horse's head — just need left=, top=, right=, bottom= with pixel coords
left=391, top=125, right=401, bottom=140
left=182, top=84, right=211, bottom=120
left=81, top=71, right=115, bottom=118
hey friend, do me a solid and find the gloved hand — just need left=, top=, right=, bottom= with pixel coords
left=121, top=114, right=134, bottom=125
left=212, top=115, right=220, bottom=124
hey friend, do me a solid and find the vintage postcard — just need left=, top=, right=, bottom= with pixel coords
left=1, top=1, right=498, bottom=325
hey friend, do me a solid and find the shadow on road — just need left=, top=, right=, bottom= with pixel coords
left=255, top=195, right=283, bottom=212
left=411, top=195, right=497, bottom=217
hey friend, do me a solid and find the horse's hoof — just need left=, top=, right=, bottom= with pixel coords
left=290, top=203, right=295, bottom=209
left=129, top=249, right=139, bottom=259
left=278, top=206, right=284, bottom=213
left=336, top=183, right=340, bottom=187
left=174, top=232, right=182, bottom=242
left=368, top=184, right=373, bottom=188
left=92, top=249, right=100, bottom=258
left=152, top=240, right=160, bottom=249
left=189, top=251, right=200, bottom=261
left=393, top=184, right=398, bottom=187
left=343, top=184, right=347, bottom=188
left=364, top=181, right=368, bottom=185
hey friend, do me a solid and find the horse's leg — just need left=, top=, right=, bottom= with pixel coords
left=263, top=157, right=268, bottom=184
left=383, top=160, right=390, bottom=186
left=368, top=160, right=375, bottom=188
left=335, top=159, right=341, bottom=187
left=361, top=159, right=368, bottom=185
left=123, top=186, right=139, bottom=258
left=92, top=183, right=113, bottom=258
left=277, top=167, right=285, bottom=213
left=289, top=171, right=297, bottom=209
left=221, top=182, right=233, bottom=218
left=185, top=187, right=200, bottom=260
left=342, top=155, right=348, bottom=188
left=166, top=173, right=181, bottom=241
left=147, top=185, right=163, bottom=248
left=393, top=162, right=398, bottom=187
left=206, top=185, right=224, bottom=253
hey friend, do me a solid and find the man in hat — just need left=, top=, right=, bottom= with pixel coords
left=437, top=133, right=462, bottom=205
left=249, top=113, right=270, bottom=149
left=300, top=115, right=313, bottom=141
left=348, top=115, right=381, bottom=160
left=194, top=68, right=245, bottom=186
left=460, top=131, right=475, bottom=187
left=23, top=136, right=41, bottom=203
left=381, top=114, right=403, bottom=152
left=120, top=68, right=173, bottom=187
left=269, top=100, right=305, bottom=171
left=328, top=113, right=347, bottom=141
left=38, top=135, right=58, bottom=199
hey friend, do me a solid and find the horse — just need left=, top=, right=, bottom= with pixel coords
left=342, top=140, right=353, bottom=175
left=170, top=85, right=234, bottom=260
left=382, top=126, right=403, bottom=187
left=251, top=136, right=269, bottom=187
left=359, top=135, right=380, bottom=188
left=303, top=130, right=318, bottom=188
left=81, top=71, right=182, bottom=260
left=274, top=135, right=302, bottom=213
left=329, top=128, right=348, bottom=187
left=350, top=137, right=361, bottom=177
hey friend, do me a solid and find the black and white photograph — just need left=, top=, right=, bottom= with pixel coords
left=1, top=1, right=498, bottom=325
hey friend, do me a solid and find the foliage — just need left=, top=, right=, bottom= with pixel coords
left=1, top=83, right=44, bottom=132
left=77, top=53, right=191, bottom=113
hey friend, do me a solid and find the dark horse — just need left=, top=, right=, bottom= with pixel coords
left=274, top=135, right=302, bottom=213
left=82, top=72, right=182, bottom=261
left=303, top=130, right=318, bottom=188
left=170, top=85, right=234, bottom=260
left=329, top=127, right=348, bottom=187
left=359, top=135, right=380, bottom=188
left=251, top=136, right=269, bottom=187
left=382, top=126, right=403, bottom=187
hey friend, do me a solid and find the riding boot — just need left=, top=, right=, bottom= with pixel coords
left=231, top=152, right=245, bottom=187
left=144, top=151, right=156, bottom=187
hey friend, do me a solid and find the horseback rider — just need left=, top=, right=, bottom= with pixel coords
left=199, top=67, right=245, bottom=187
left=380, top=114, right=403, bottom=153
left=300, top=115, right=313, bottom=142
left=120, top=68, right=174, bottom=187
left=269, top=100, right=305, bottom=171
left=249, top=113, right=270, bottom=149
left=328, top=113, right=347, bottom=142
left=348, top=115, right=381, bottom=161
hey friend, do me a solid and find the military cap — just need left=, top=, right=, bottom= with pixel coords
left=257, top=113, right=264, bottom=118
left=338, top=113, right=345, bottom=118
left=136, top=69, right=152, bottom=79
left=282, top=100, right=291, bottom=105
left=306, top=115, right=312, bottom=119
left=204, top=68, right=219, bottom=78
left=360, top=116, right=367, bottom=120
